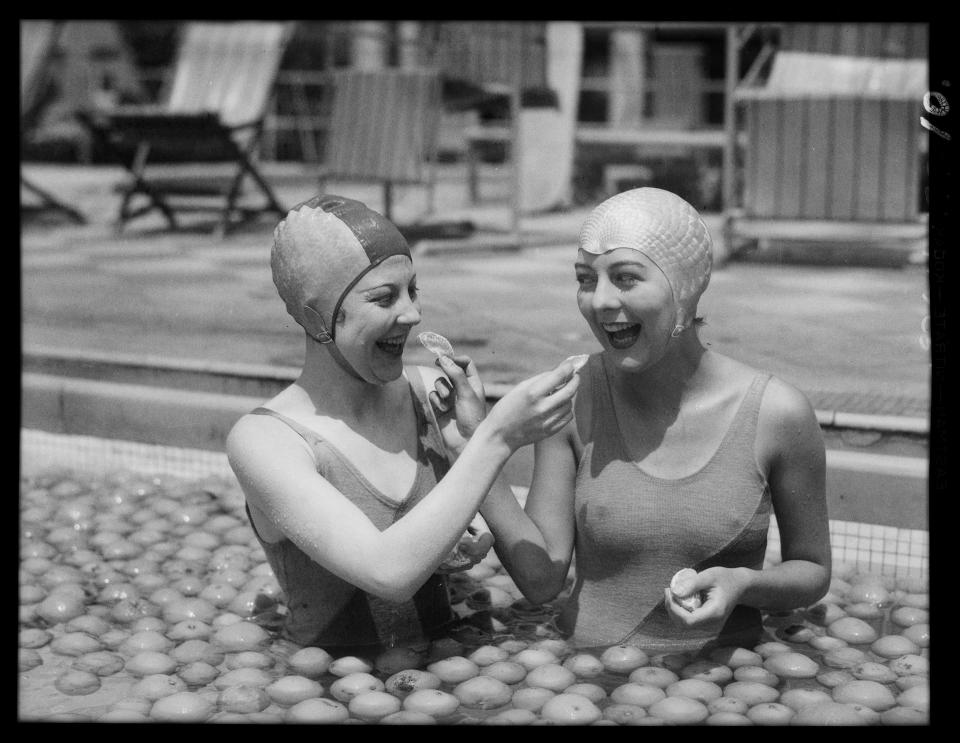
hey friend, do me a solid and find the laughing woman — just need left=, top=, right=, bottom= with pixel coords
left=226, top=195, right=579, bottom=655
left=469, top=188, right=831, bottom=654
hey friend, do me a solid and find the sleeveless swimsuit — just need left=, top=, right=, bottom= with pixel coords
left=244, top=366, right=456, bottom=654
left=560, top=355, right=773, bottom=653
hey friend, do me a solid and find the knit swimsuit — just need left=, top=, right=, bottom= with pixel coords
left=245, top=366, right=456, bottom=653
left=559, top=355, right=773, bottom=654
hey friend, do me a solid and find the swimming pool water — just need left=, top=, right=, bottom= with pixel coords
left=18, top=468, right=930, bottom=725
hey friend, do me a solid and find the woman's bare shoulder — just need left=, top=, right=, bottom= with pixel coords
left=759, top=374, right=818, bottom=426
left=710, top=354, right=813, bottom=420
left=226, top=409, right=299, bottom=463
left=705, top=354, right=819, bottom=438
left=226, top=387, right=319, bottom=466
left=754, top=374, right=824, bottom=475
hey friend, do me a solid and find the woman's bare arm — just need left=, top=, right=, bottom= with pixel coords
left=480, top=426, right=580, bottom=604
left=227, top=362, right=578, bottom=603
left=666, top=378, right=831, bottom=626
left=738, top=377, right=832, bottom=609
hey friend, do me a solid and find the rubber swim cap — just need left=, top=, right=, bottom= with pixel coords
left=271, top=194, right=411, bottom=344
left=579, top=188, right=712, bottom=330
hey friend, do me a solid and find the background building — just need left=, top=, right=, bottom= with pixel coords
left=23, top=20, right=928, bottom=220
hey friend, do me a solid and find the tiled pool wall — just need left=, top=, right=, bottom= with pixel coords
left=20, top=428, right=929, bottom=584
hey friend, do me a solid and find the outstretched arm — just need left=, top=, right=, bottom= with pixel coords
left=426, top=357, right=584, bottom=606
left=479, top=426, right=579, bottom=605
left=228, top=360, right=579, bottom=604
left=666, top=378, right=831, bottom=627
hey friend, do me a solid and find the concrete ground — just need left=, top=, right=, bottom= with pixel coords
left=22, top=161, right=931, bottom=419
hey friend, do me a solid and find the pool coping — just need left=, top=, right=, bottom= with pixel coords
left=22, top=346, right=929, bottom=436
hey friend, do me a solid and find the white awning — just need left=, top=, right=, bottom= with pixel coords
left=736, top=51, right=928, bottom=100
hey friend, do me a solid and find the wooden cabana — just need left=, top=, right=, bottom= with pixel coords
left=725, top=49, right=928, bottom=256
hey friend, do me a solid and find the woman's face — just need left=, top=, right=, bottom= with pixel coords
left=575, top=247, right=676, bottom=373
left=336, top=254, right=421, bottom=384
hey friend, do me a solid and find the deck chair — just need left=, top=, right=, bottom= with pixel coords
left=320, top=67, right=473, bottom=241
left=78, top=22, right=294, bottom=235
left=21, top=20, right=86, bottom=224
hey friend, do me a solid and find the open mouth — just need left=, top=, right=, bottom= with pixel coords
left=375, top=334, right=407, bottom=357
left=602, top=321, right=642, bottom=349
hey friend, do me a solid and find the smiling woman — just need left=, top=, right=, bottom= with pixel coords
left=225, top=194, right=581, bottom=655
left=574, top=252, right=676, bottom=361
left=471, top=187, right=832, bottom=655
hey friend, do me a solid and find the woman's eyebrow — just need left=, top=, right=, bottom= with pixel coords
left=606, top=259, right=648, bottom=270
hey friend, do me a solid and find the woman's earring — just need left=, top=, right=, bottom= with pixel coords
left=671, top=325, right=684, bottom=338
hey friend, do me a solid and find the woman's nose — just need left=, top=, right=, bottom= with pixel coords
left=591, top=277, right=621, bottom=311
left=398, top=294, right=422, bottom=326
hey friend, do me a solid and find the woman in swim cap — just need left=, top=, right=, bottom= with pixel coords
left=465, top=188, right=831, bottom=654
left=226, top=194, right=580, bottom=654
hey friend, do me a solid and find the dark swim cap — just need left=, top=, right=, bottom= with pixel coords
left=271, top=194, right=411, bottom=343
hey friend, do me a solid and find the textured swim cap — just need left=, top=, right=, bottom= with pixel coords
left=271, top=194, right=411, bottom=344
left=579, top=187, right=712, bottom=330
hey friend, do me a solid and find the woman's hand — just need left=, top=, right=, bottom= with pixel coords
left=436, top=528, right=495, bottom=573
left=481, top=360, right=581, bottom=453
left=430, top=354, right=487, bottom=443
left=663, top=566, right=751, bottom=630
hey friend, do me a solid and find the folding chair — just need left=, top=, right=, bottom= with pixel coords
left=320, top=67, right=473, bottom=241
left=21, top=20, right=86, bottom=224
left=79, top=22, right=294, bottom=235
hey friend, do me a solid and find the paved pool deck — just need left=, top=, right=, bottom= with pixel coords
left=21, top=161, right=931, bottom=424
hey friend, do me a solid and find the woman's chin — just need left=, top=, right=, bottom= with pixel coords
left=370, top=356, right=406, bottom=384
left=603, top=349, right=648, bottom=374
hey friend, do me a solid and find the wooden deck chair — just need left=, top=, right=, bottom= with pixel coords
left=78, top=22, right=294, bottom=235
left=21, top=20, right=86, bottom=224
left=320, top=67, right=472, bottom=241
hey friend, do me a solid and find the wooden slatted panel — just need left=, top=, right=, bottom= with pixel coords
left=812, top=24, right=840, bottom=54
left=325, top=69, right=440, bottom=183
left=744, top=97, right=924, bottom=221
left=743, top=100, right=782, bottom=218
left=883, top=24, right=910, bottom=59
left=880, top=100, right=919, bottom=221
left=855, top=98, right=884, bottom=220
left=432, top=22, right=547, bottom=88
left=837, top=24, right=863, bottom=56
left=649, top=46, right=703, bottom=128
left=801, top=98, right=832, bottom=219
left=778, top=99, right=804, bottom=218
left=830, top=98, right=858, bottom=220
left=861, top=23, right=886, bottom=57
left=900, top=100, right=921, bottom=220
left=166, top=23, right=290, bottom=127
left=780, top=24, right=810, bottom=52
left=780, top=22, right=927, bottom=59
left=880, top=100, right=907, bottom=221
left=904, top=24, right=928, bottom=59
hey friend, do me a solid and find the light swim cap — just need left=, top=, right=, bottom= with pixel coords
left=578, top=187, right=712, bottom=330
left=271, top=194, right=411, bottom=378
